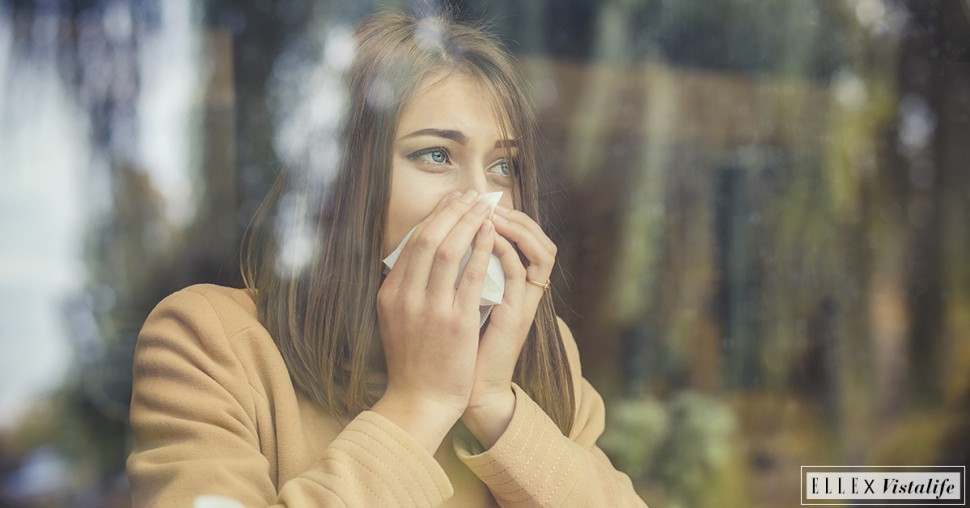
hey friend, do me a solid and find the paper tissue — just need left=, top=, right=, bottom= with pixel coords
left=382, top=191, right=506, bottom=327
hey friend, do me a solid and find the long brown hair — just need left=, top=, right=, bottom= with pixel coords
left=241, top=10, right=575, bottom=434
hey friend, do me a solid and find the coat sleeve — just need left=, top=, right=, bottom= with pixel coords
left=127, top=288, right=454, bottom=507
left=453, top=317, right=649, bottom=507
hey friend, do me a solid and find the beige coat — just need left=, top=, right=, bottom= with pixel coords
left=127, top=284, right=647, bottom=507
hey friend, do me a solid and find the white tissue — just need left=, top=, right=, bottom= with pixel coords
left=383, top=191, right=506, bottom=327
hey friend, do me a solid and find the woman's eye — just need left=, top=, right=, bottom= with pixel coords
left=489, top=159, right=512, bottom=176
left=410, top=148, right=450, bottom=165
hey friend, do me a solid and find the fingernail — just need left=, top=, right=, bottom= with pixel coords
left=480, top=220, right=493, bottom=233
left=496, top=205, right=512, bottom=213
left=460, top=189, right=478, bottom=204
left=473, top=199, right=490, bottom=213
left=492, top=213, right=509, bottom=224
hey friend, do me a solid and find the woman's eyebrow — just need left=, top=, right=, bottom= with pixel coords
left=398, top=128, right=468, bottom=144
left=397, top=128, right=518, bottom=149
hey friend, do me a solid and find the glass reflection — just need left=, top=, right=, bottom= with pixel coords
left=1, top=0, right=968, bottom=506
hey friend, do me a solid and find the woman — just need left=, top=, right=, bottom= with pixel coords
left=128, top=10, right=647, bottom=507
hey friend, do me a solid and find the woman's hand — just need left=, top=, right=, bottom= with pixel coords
left=461, top=204, right=558, bottom=448
left=372, top=189, right=496, bottom=453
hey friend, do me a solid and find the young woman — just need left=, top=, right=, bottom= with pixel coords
left=127, top=10, right=647, bottom=507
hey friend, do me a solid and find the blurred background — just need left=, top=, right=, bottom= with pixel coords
left=1, top=0, right=968, bottom=506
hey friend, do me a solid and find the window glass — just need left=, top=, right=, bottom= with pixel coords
left=1, top=1, right=968, bottom=505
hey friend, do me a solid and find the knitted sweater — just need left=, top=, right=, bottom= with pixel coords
left=127, top=284, right=647, bottom=507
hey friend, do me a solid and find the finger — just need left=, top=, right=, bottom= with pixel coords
left=425, top=196, right=495, bottom=302
left=383, top=190, right=462, bottom=289
left=397, top=189, right=480, bottom=294
left=493, top=206, right=555, bottom=252
left=491, top=233, right=527, bottom=306
left=390, top=190, right=463, bottom=269
left=490, top=214, right=556, bottom=280
left=454, top=220, right=494, bottom=311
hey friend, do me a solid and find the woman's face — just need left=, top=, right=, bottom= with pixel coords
left=382, top=71, right=518, bottom=257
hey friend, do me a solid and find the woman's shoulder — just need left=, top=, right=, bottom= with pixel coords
left=137, top=284, right=286, bottom=399
left=148, top=283, right=260, bottom=338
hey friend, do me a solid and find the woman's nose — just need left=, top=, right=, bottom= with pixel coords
left=460, top=169, right=491, bottom=195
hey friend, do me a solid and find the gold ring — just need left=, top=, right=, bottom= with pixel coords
left=527, top=278, right=551, bottom=291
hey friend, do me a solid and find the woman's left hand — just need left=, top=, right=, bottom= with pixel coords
left=460, top=204, right=557, bottom=448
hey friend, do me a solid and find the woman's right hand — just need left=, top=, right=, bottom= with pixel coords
left=372, top=189, right=495, bottom=453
